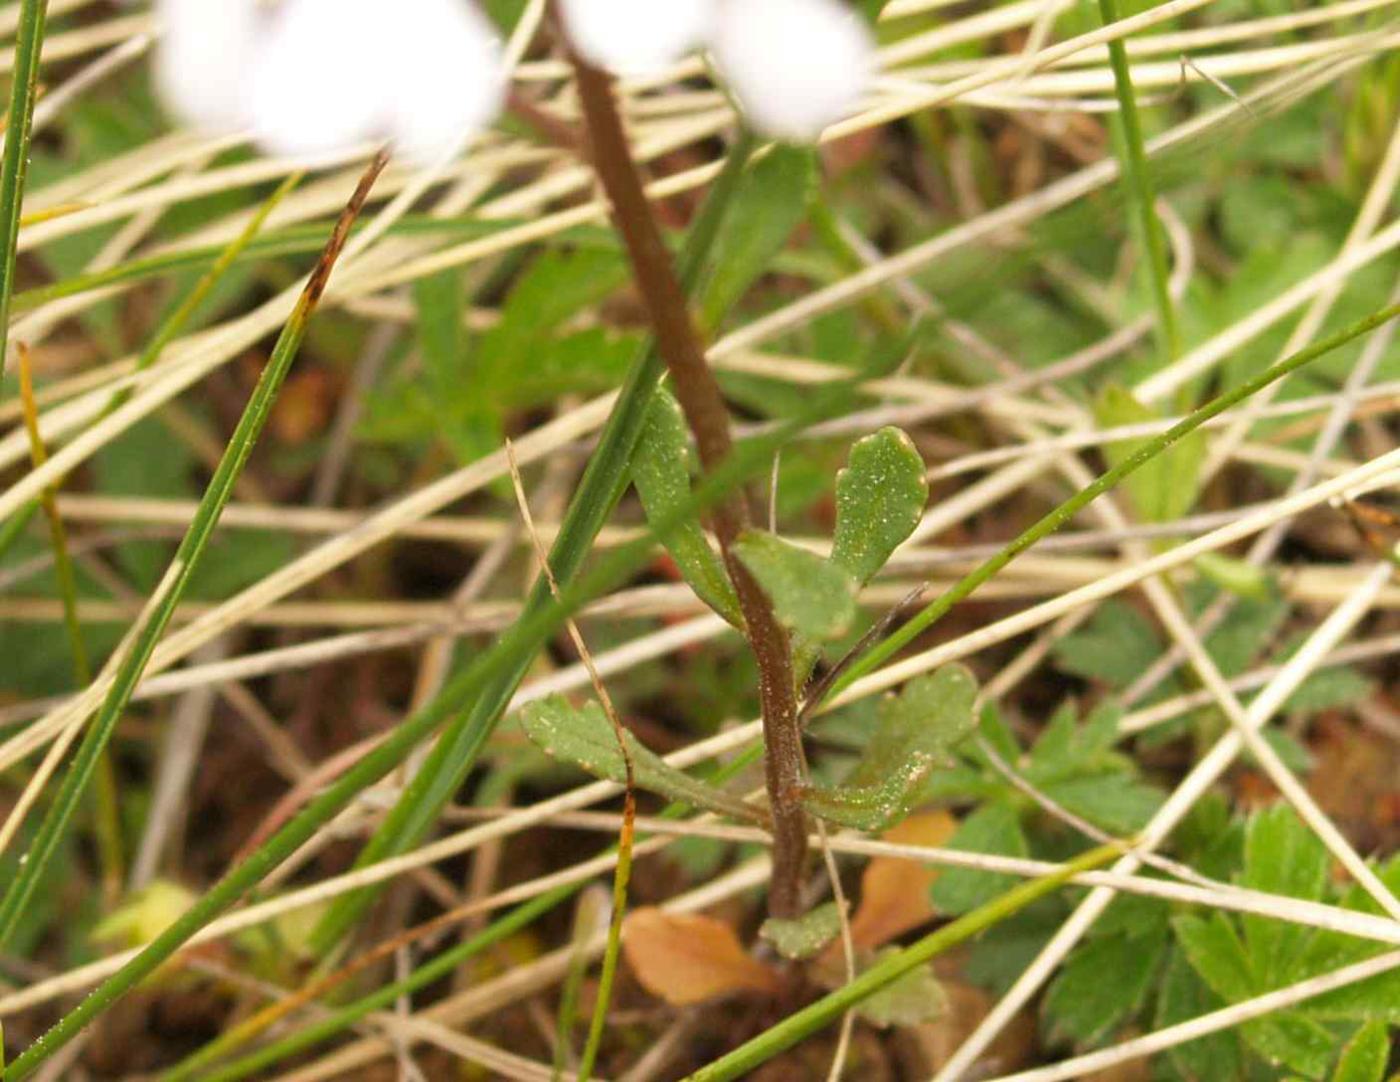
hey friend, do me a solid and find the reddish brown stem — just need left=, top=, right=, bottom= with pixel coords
left=561, top=29, right=808, bottom=918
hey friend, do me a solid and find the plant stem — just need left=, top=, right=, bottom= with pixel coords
left=564, top=43, right=807, bottom=917
left=684, top=844, right=1122, bottom=1081
left=1099, top=0, right=1179, bottom=363
left=0, top=0, right=49, bottom=389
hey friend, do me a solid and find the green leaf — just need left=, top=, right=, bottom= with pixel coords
left=1330, top=1022, right=1389, bottom=1082
left=759, top=902, right=842, bottom=961
left=1094, top=383, right=1205, bottom=522
left=1040, top=772, right=1164, bottom=835
left=1194, top=552, right=1273, bottom=600
left=931, top=801, right=1028, bottom=915
left=1173, top=912, right=1334, bottom=1078
left=802, top=666, right=979, bottom=830
left=734, top=530, right=857, bottom=641
left=1241, top=806, right=1329, bottom=986
left=1053, top=600, right=1162, bottom=690
left=1156, top=947, right=1244, bottom=1082
left=1173, top=913, right=1256, bottom=1004
left=633, top=391, right=742, bottom=625
left=700, top=145, right=815, bottom=329
left=520, top=697, right=761, bottom=824
left=1043, top=927, right=1167, bottom=1046
left=856, top=954, right=947, bottom=1028
left=830, top=427, right=928, bottom=587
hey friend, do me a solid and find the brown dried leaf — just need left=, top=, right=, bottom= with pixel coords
left=622, top=908, right=780, bottom=1005
left=848, top=810, right=957, bottom=951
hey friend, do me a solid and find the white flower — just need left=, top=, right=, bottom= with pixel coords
left=559, top=0, right=715, bottom=78
left=386, top=0, right=506, bottom=165
left=154, top=0, right=263, bottom=134
left=249, top=0, right=391, bottom=162
left=710, top=0, right=875, bottom=142
left=157, top=0, right=505, bottom=166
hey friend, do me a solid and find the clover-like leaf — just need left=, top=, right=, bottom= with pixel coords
left=801, top=665, right=979, bottom=830
left=760, top=901, right=843, bottom=961
left=520, top=697, right=762, bottom=824
left=734, top=530, right=857, bottom=641
left=831, top=426, right=927, bottom=587
left=633, top=390, right=742, bottom=626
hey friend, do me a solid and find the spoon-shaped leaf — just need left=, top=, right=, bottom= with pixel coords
left=521, top=697, right=765, bottom=825
left=830, top=426, right=927, bottom=587
left=802, top=665, right=978, bottom=830
left=734, top=530, right=857, bottom=641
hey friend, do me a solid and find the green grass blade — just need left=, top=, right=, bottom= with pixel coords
left=683, top=845, right=1121, bottom=1081
left=0, top=154, right=385, bottom=955
left=1099, top=0, right=1179, bottom=363
left=0, top=0, right=49, bottom=388
left=307, top=132, right=759, bottom=955
left=832, top=299, right=1400, bottom=697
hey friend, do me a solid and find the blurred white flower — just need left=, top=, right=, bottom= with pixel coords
left=154, top=0, right=263, bottom=134
left=156, top=0, right=505, bottom=165
left=710, top=0, right=875, bottom=142
left=559, top=0, right=715, bottom=78
left=386, top=0, right=506, bottom=164
left=249, top=0, right=391, bottom=162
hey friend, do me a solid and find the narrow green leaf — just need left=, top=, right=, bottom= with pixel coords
left=734, top=530, right=857, bottom=641
left=803, top=666, right=978, bottom=830
left=856, top=954, right=947, bottom=1028
left=700, top=145, right=815, bottom=329
left=633, top=390, right=742, bottom=625
left=0, top=0, right=49, bottom=387
left=830, top=426, right=928, bottom=586
left=521, top=697, right=763, bottom=825
left=1330, top=1021, right=1389, bottom=1082
left=760, top=902, right=843, bottom=961
left=1093, top=384, right=1205, bottom=523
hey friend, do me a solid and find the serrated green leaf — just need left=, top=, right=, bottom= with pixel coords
left=734, top=530, right=857, bottom=641
left=830, top=427, right=928, bottom=587
left=700, top=146, right=815, bottom=329
left=759, top=902, right=842, bottom=960
left=1040, top=772, right=1164, bottom=835
left=1194, top=552, right=1273, bottom=600
left=857, top=953, right=947, bottom=1028
left=1241, top=806, right=1329, bottom=986
left=1241, top=1010, right=1337, bottom=1079
left=1094, top=383, right=1205, bottom=522
left=1043, top=927, right=1166, bottom=1046
left=931, top=801, right=1028, bottom=915
left=1156, top=947, right=1244, bottom=1082
left=1330, top=1021, right=1389, bottom=1082
left=1029, top=701, right=1123, bottom=777
left=801, top=666, right=979, bottom=830
left=520, top=698, right=761, bottom=824
left=633, top=391, right=742, bottom=625
left=1173, top=913, right=1255, bottom=1004
left=1053, top=600, right=1162, bottom=690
